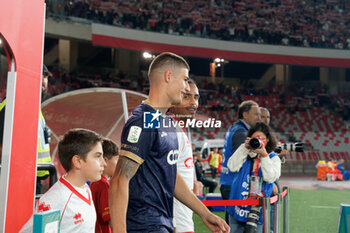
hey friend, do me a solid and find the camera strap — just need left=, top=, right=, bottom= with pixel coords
left=249, top=158, right=263, bottom=198
left=253, top=158, right=260, bottom=176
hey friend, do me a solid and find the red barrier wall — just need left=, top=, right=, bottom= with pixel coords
left=0, top=0, right=45, bottom=232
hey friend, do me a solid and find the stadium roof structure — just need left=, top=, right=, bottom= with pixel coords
left=42, top=87, right=147, bottom=177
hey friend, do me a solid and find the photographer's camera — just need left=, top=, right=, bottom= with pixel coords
left=274, top=142, right=304, bottom=153
left=249, top=137, right=263, bottom=150
left=243, top=205, right=262, bottom=233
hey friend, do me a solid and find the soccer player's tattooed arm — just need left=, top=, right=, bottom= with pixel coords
left=115, top=156, right=139, bottom=180
left=109, top=156, right=140, bottom=233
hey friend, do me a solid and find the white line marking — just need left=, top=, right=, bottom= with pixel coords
left=310, top=205, right=339, bottom=209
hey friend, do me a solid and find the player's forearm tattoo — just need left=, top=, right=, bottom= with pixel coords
left=116, top=157, right=139, bottom=180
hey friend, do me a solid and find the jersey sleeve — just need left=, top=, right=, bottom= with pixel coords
left=120, top=116, right=155, bottom=164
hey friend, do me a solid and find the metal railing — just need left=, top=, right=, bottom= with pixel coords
left=202, top=186, right=290, bottom=233
left=262, top=186, right=289, bottom=233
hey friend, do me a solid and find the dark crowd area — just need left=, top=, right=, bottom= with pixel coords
left=47, top=0, right=350, bottom=50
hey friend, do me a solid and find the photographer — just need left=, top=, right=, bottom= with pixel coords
left=226, top=122, right=281, bottom=233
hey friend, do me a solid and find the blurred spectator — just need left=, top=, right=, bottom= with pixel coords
left=337, top=159, right=350, bottom=180
left=207, top=147, right=221, bottom=179
left=47, top=0, right=350, bottom=50
left=194, top=152, right=217, bottom=193
left=327, top=160, right=343, bottom=181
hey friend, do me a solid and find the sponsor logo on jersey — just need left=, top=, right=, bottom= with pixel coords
left=127, top=126, right=142, bottom=143
left=38, top=202, right=51, bottom=212
left=73, top=212, right=84, bottom=224
left=184, top=157, right=194, bottom=168
left=167, top=150, right=179, bottom=165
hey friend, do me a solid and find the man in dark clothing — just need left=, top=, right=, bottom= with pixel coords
left=194, top=152, right=217, bottom=193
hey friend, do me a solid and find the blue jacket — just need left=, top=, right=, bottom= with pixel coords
left=227, top=153, right=277, bottom=224
left=220, top=120, right=248, bottom=185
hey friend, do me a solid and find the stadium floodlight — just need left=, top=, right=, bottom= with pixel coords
left=143, top=52, right=154, bottom=59
left=212, top=58, right=228, bottom=78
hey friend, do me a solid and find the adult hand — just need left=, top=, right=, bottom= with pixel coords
left=272, top=183, right=279, bottom=195
left=193, top=181, right=203, bottom=196
left=251, top=141, right=268, bottom=157
left=279, top=149, right=290, bottom=162
left=200, top=212, right=230, bottom=233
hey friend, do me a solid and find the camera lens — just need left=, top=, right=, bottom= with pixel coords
left=244, top=205, right=261, bottom=233
left=249, top=138, right=262, bottom=150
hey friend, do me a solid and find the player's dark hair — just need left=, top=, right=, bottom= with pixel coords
left=58, top=128, right=103, bottom=172
left=102, top=138, right=119, bottom=159
left=148, top=52, right=190, bottom=78
left=247, top=122, right=277, bottom=153
left=188, top=78, right=196, bottom=85
left=238, top=100, right=258, bottom=119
